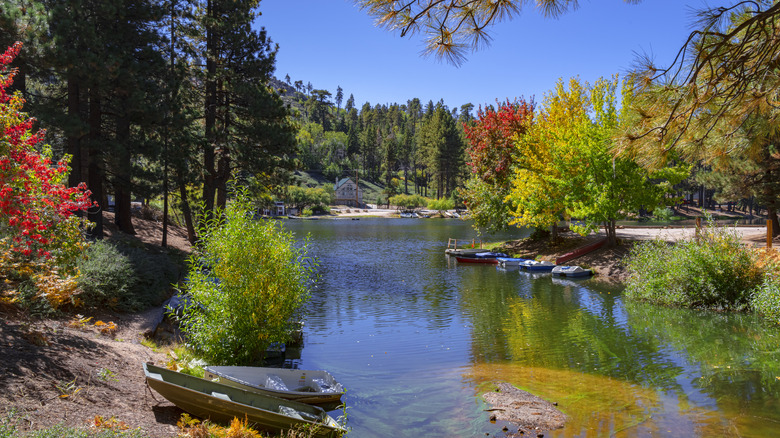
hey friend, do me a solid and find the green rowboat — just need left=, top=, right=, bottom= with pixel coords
left=203, top=366, right=344, bottom=407
left=143, top=363, right=345, bottom=437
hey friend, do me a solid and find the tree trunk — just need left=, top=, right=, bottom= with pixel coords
left=178, top=174, right=196, bottom=244
left=698, top=185, right=704, bottom=208
left=202, top=0, right=217, bottom=215
left=87, top=86, right=103, bottom=239
left=403, top=166, right=408, bottom=194
left=67, top=76, right=83, bottom=188
left=215, top=87, right=230, bottom=210
left=769, top=207, right=780, bottom=237
left=114, top=110, right=135, bottom=234
left=605, top=219, right=618, bottom=247
left=216, top=150, right=230, bottom=210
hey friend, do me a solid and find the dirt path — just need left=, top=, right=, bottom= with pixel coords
left=0, top=309, right=181, bottom=436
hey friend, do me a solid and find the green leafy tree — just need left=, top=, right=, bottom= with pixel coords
left=508, top=76, right=685, bottom=245
left=566, top=76, right=687, bottom=245
left=180, top=190, right=315, bottom=365
left=285, top=185, right=332, bottom=212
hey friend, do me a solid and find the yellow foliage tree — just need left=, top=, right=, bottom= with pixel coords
left=506, top=77, right=590, bottom=240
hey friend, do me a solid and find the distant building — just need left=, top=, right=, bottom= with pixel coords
left=262, top=201, right=286, bottom=216
left=334, top=177, right=362, bottom=207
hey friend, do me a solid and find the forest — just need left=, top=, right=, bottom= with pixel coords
left=2, top=0, right=778, bottom=247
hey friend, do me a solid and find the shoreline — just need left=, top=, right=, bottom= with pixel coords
left=1, top=211, right=775, bottom=437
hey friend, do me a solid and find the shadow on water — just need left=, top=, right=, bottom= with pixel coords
left=282, top=218, right=780, bottom=437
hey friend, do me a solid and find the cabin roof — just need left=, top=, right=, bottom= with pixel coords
left=334, top=177, right=354, bottom=190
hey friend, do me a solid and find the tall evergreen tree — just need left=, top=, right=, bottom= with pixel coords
left=196, top=0, right=297, bottom=212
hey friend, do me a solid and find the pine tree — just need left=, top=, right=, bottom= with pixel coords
left=197, top=0, right=297, bottom=212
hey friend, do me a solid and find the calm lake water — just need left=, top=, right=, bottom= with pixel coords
left=283, top=218, right=780, bottom=437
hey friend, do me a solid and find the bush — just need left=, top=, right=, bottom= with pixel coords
left=652, top=206, right=674, bottom=221
left=624, top=220, right=764, bottom=309
left=76, top=241, right=180, bottom=311
left=427, top=198, right=455, bottom=212
left=75, top=242, right=135, bottom=309
left=751, top=267, right=780, bottom=324
left=179, top=191, right=316, bottom=365
left=389, top=193, right=427, bottom=210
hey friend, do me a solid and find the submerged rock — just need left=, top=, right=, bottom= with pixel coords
left=483, top=381, right=567, bottom=434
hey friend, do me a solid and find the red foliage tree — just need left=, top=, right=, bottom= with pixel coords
left=0, top=42, right=93, bottom=260
left=463, top=98, right=535, bottom=188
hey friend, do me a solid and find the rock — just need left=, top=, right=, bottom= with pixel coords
left=482, top=382, right=567, bottom=432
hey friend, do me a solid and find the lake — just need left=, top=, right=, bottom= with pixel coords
left=283, top=218, right=780, bottom=437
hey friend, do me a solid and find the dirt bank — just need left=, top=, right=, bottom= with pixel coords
left=0, top=308, right=181, bottom=436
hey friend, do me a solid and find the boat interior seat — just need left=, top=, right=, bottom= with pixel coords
left=211, top=392, right=231, bottom=401
left=278, top=406, right=304, bottom=420
left=293, top=385, right=318, bottom=392
left=265, top=374, right=289, bottom=391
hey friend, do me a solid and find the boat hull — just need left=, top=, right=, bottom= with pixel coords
left=519, top=260, right=555, bottom=271
left=455, top=256, right=499, bottom=264
left=144, top=363, right=344, bottom=438
left=551, top=265, right=593, bottom=277
left=496, top=257, right=532, bottom=266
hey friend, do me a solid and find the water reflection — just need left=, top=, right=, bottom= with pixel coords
left=283, top=218, right=779, bottom=437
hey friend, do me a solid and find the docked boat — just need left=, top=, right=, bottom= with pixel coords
left=496, top=257, right=532, bottom=267
left=143, top=363, right=345, bottom=438
left=518, top=260, right=555, bottom=271
left=445, top=248, right=485, bottom=257
left=551, top=265, right=593, bottom=277
left=203, top=366, right=344, bottom=407
left=455, top=252, right=508, bottom=264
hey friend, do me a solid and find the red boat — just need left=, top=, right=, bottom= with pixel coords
left=454, top=252, right=507, bottom=264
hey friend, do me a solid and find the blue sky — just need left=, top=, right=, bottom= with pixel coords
left=257, top=0, right=731, bottom=111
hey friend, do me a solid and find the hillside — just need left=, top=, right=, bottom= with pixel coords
left=292, top=170, right=388, bottom=206
left=269, top=76, right=305, bottom=114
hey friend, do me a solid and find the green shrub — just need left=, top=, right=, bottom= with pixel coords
left=652, top=206, right=674, bottom=221
left=389, top=193, right=427, bottom=210
left=16, top=280, right=57, bottom=317
left=751, top=269, right=780, bottom=324
left=76, top=241, right=136, bottom=309
left=624, top=220, right=764, bottom=309
left=76, top=241, right=180, bottom=311
left=179, top=190, right=316, bottom=365
left=427, top=198, right=455, bottom=212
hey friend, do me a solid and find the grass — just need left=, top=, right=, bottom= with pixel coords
left=0, top=410, right=148, bottom=437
